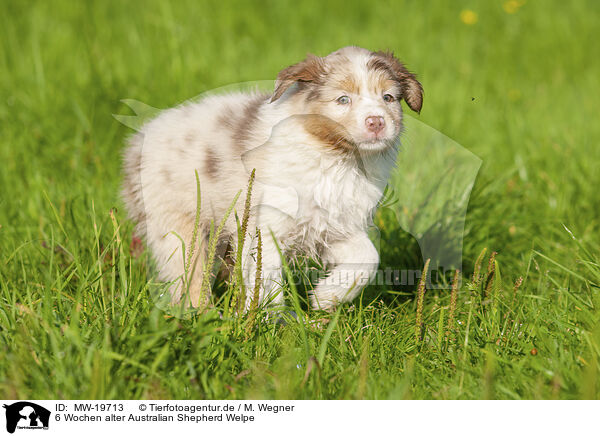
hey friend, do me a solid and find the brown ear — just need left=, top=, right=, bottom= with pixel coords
left=370, top=51, right=423, bottom=113
left=271, top=54, right=326, bottom=102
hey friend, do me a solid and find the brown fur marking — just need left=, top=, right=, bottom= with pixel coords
left=204, top=149, right=220, bottom=179
left=271, top=54, right=327, bottom=102
left=232, top=94, right=266, bottom=150
left=216, top=106, right=237, bottom=131
left=306, top=86, right=322, bottom=102
left=367, top=51, right=423, bottom=113
left=339, top=75, right=360, bottom=95
left=302, top=114, right=354, bottom=153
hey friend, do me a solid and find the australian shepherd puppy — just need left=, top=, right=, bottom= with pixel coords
left=122, top=46, right=423, bottom=311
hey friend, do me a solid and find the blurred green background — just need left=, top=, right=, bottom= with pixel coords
left=2, top=0, right=598, bottom=267
left=1, top=0, right=599, bottom=399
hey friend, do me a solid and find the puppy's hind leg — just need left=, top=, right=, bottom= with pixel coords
left=179, top=231, right=210, bottom=309
left=146, top=211, right=212, bottom=309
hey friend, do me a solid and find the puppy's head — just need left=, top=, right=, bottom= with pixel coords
left=271, top=46, right=423, bottom=153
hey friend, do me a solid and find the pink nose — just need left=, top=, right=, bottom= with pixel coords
left=365, top=116, right=385, bottom=134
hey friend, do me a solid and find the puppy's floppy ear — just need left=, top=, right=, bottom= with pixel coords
left=271, top=53, right=326, bottom=102
left=370, top=51, right=423, bottom=113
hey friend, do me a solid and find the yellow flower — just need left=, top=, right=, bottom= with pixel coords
left=503, top=0, right=525, bottom=14
left=460, top=9, right=478, bottom=25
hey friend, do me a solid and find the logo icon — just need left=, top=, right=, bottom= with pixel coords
left=2, top=402, right=50, bottom=434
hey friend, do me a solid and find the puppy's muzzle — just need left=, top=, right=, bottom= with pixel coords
left=365, top=116, right=385, bottom=134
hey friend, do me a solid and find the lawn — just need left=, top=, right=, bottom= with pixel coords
left=1, top=0, right=599, bottom=399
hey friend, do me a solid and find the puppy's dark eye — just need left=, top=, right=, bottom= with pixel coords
left=383, top=94, right=395, bottom=103
left=336, top=95, right=351, bottom=105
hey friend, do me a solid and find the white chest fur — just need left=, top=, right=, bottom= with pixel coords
left=252, top=140, right=394, bottom=257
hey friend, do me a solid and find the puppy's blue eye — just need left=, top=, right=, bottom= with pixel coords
left=383, top=94, right=395, bottom=103
left=336, top=95, right=351, bottom=105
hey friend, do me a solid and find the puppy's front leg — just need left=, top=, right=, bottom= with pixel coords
left=311, top=233, right=379, bottom=311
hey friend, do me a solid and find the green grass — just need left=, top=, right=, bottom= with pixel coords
left=1, top=0, right=599, bottom=399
